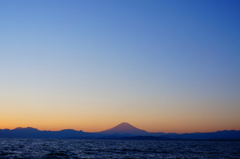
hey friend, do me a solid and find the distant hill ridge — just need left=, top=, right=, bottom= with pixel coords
left=1, top=122, right=240, bottom=140
left=13, top=127, right=39, bottom=131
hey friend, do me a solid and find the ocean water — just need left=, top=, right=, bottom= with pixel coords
left=0, top=139, right=239, bottom=159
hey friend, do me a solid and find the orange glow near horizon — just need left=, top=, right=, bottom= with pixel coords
left=1, top=122, right=240, bottom=134
left=1, top=94, right=240, bottom=134
left=1, top=114, right=240, bottom=134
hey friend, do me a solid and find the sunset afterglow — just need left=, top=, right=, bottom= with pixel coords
left=1, top=0, right=240, bottom=134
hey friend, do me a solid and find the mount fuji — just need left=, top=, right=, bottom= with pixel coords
left=100, top=122, right=148, bottom=135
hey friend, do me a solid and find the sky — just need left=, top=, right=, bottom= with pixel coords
left=0, top=0, right=240, bottom=133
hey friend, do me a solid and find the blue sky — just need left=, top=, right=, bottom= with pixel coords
left=0, top=0, right=240, bottom=132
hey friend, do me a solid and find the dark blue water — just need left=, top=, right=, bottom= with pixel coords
left=0, top=139, right=239, bottom=158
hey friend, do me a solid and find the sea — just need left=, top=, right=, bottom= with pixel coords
left=0, top=139, right=239, bottom=159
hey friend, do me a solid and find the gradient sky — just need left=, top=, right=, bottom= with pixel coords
left=1, top=0, right=240, bottom=133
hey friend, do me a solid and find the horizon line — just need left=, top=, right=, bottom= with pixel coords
left=1, top=126, right=239, bottom=134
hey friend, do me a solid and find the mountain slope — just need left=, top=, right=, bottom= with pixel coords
left=0, top=127, right=88, bottom=139
left=100, top=122, right=148, bottom=135
left=1, top=125, right=240, bottom=139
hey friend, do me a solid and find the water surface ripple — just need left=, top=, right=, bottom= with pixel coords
left=0, top=139, right=239, bottom=158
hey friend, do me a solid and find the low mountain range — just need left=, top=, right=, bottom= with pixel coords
left=1, top=122, right=240, bottom=140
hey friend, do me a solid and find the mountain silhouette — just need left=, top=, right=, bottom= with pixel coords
left=13, top=127, right=39, bottom=131
left=100, top=122, right=148, bottom=135
left=1, top=123, right=240, bottom=139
